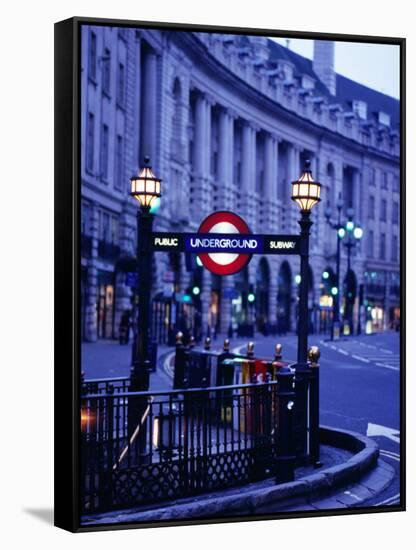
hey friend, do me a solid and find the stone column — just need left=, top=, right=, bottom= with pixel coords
left=85, top=202, right=99, bottom=342
left=193, top=92, right=211, bottom=217
left=353, top=169, right=363, bottom=223
left=140, top=49, right=158, bottom=163
left=241, top=122, right=256, bottom=228
left=264, top=133, right=279, bottom=231
left=288, top=144, right=301, bottom=232
left=114, top=207, right=134, bottom=337
left=217, top=108, right=235, bottom=210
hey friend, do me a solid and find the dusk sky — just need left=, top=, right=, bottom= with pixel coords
left=272, top=38, right=400, bottom=99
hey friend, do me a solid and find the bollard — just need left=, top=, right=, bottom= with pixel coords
left=274, top=343, right=282, bottom=361
left=276, top=365, right=296, bottom=484
left=223, top=338, right=230, bottom=352
left=247, top=341, right=254, bottom=358
left=204, top=336, right=211, bottom=351
left=189, top=335, right=196, bottom=349
left=173, top=331, right=188, bottom=389
left=308, top=346, right=322, bottom=468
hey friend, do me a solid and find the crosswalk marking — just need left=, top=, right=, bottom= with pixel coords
left=319, top=338, right=399, bottom=371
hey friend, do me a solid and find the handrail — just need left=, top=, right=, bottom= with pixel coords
left=82, top=375, right=130, bottom=383
left=81, top=379, right=281, bottom=400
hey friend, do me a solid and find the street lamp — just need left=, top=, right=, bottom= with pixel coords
left=291, top=159, right=321, bottom=367
left=325, top=198, right=363, bottom=338
left=343, top=209, right=363, bottom=335
left=129, top=156, right=162, bottom=393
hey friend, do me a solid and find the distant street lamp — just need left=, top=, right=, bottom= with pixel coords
left=343, top=207, right=363, bottom=334
left=291, top=159, right=321, bottom=367
left=130, top=156, right=162, bottom=392
left=325, top=199, right=363, bottom=338
left=325, top=194, right=344, bottom=340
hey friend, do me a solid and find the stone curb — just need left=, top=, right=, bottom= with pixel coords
left=83, top=425, right=381, bottom=524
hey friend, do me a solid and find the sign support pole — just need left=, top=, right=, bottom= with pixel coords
left=297, top=211, right=312, bottom=367
left=131, top=206, right=153, bottom=392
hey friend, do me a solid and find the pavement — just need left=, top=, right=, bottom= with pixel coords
left=81, top=329, right=402, bottom=514
left=81, top=427, right=394, bottom=525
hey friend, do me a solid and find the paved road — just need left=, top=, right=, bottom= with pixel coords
left=250, top=331, right=402, bottom=508
left=82, top=330, right=402, bottom=508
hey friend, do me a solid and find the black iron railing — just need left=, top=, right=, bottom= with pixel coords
left=80, top=379, right=293, bottom=514
left=81, top=376, right=130, bottom=396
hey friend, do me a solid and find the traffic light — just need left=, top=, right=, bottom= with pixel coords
left=247, top=292, right=255, bottom=303
left=192, top=286, right=200, bottom=296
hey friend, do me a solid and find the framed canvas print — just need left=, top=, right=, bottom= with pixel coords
left=54, top=16, right=405, bottom=532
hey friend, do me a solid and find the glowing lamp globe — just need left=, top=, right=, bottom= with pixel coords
left=291, top=160, right=322, bottom=212
left=130, top=156, right=162, bottom=209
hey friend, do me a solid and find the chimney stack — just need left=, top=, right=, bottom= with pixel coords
left=313, top=40, right=336, bottom=96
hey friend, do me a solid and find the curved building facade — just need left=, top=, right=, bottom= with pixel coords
left=80, top=26, right=400, bottom=342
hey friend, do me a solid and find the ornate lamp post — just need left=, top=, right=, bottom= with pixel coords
left=325, top=193, right=344, bottom=340
left=325, top=201, right=363, bottom=337
left=343, top=208, right=363, bottom=335
left=129, top=156, right=162, bottom=392
left=291, top=159, right=321, bottom=368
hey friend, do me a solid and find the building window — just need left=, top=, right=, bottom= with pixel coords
left=114, top=135, right=124, bottom=190
left=380, top=233, right=386, bottom=260
left=110, top=215, right=119, bottom=244
left=392, top=201, right=399, bottom=224
left=81, top=202, right=91, bottom=235
left=102, top=48, right=111, bottom=95
left=117, top=62, right=125, bottom=107
left=391, top=235, right=398, bottom=262
left=393, top=175, right=400, bottom=192
left=88, top=31, right=97, bottom=81
left=381, top=199, right=387, bottom=222
left=378, top=111, right=391, bottom=127
left=368, top=196, right=375, bottom=219
left=353, top=100, right=367, bottom=120
left=368, top=167, right=376, bottom=186
left=100, top=124, right=109, bottom=181
left=86, top=112, right=95, bottom=173
left=368, top=230, right=374, bottom=258
left=97, top=209, right=110, bottom=242
left=382, top=172, right=388, bottom=189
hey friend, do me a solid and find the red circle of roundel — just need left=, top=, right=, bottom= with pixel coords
left=197, top=211, right=252, bottom=275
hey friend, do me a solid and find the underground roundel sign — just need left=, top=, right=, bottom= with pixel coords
left=197, top=211, right=252, bottom=276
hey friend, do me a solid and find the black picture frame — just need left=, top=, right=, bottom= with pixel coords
left=54, top=16, right=406, bottom=533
